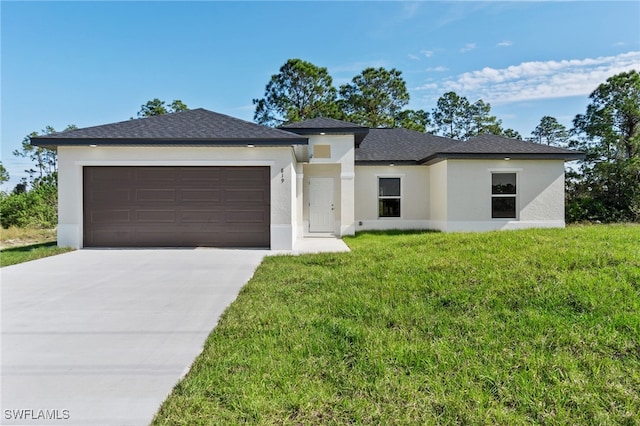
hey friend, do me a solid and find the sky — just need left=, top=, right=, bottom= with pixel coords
left=2, top=1, right=639, bottom=191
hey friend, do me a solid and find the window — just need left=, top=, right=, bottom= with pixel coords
left=491, top=173, right=517, bottom=219
left=379, top=177, right=401, bottom=218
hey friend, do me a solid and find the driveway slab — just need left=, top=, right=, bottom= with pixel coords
left=1, top=249, right=268, bottom=425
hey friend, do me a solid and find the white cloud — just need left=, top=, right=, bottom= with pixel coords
left=460, top=43, right=477, bottom=53
left=421, top=50, right=434, bottom=58
left=426, top=66, right=448, bottom=72
left=408, top=54, right=420, bottom=60
left=415, top=51, right=640, bottom=104
left=497, top=41, right=513, bottom=47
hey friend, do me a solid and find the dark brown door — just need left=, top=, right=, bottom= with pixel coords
left=83, top=166, right=270, bottom=247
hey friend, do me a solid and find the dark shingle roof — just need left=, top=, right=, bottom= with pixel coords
left=355, top=128, right=460, bottom=163
left=421, top=133, right=584, bottom=163
left=355, top=130, right=584, bottom=164
left=280, top=117, right=369, bottom=145
left=31, top=108, right=307, bottom=146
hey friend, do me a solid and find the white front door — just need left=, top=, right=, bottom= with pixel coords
left=309, top=178, right=334, bottom=233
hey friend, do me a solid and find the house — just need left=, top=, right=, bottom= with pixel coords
left=31, top=108, right=584, bottom=250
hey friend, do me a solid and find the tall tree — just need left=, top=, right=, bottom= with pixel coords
left=14, top=125, right=77, bottom=182
left=137, top=98, right=189, bottom=118
left=432, top=92, right=510, bottom=140
left=466, top=99, right=503, bottom=139
left=502, top=128, right=523, bottom=139
left=394, top=109, right=431, bottom=132
left=530, top=116, right=569, bottom=146
left=0, top=161, right=9, bottom=185
left=253, top=59, right=340, bottom=126
left=339, top=67, right=409, bottom=128
left=569, top=70, right=640, bottom=222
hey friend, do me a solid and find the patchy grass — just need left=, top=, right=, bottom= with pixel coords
left=153, top=225, right=640, bottom=425
left=0, top=226, right=56, bottom=249
left=0, top=241, right=74, bottom=267
left=1, top=227, right=72, bottom=267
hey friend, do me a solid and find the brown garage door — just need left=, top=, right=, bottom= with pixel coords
left=83, top=166, right=270, bottom=247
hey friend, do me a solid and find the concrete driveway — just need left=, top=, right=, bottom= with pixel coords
left=1, top=248, right=268, bottom=425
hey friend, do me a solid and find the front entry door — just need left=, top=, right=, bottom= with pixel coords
left=309, top=178, right=334, bottom=233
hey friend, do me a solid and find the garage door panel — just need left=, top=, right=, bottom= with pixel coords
left=226, top=209, right=268, bottom=223
left=179, top=189, right=222, bottom=202
left=136, top=168, right=177, bottom=182
left=180, top=168, right=223, bottom=181
left=88, top=189, right=131, bottom=203
left=225, top=189, right=268, bottom=203
left=136, top=210, right=176, bottom=223
left=91, top=210, right=131, bottom=223
left=84, top=166, right=270, bottom=247
left=135, top=189, right=176, bottom=202
left=179, top=210, right=224, bottom=223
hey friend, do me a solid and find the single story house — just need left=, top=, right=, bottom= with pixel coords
left=31, top=108, right=584, bottom=250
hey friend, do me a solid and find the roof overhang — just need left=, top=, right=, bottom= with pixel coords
left=355, top=160, right=420, bottom=166
left=30, top=137, right=309, bottom=148
left=279, top=127, right=370, bottom=146
left=421, top=152, right=586, bottom=165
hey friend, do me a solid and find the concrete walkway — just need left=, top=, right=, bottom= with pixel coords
left=1, top=249, right=269, bottom=425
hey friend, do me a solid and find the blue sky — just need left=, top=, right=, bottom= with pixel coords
left=2, top=1, right=639, bottom=190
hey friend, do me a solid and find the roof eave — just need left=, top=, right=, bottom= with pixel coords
left=30, top=137, right=309, bottom=147
left=355, top=160, right=420, bottom=166
left=421, top=152, right=586, bottom=165
left=280, top=127, right=370, bottom=146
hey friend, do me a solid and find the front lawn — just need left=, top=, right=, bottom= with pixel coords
left=0, top=241, right=74, bottom=267
left=153, top=225, right=640, bottom=425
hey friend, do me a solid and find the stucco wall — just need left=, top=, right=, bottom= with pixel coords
left=444, top=159, right=566, bottom=231
left=57, top=146, right=298, bottom=249
left=429, top=161, right=448, bottom=231
left=354, top=165, right=430, bottom=231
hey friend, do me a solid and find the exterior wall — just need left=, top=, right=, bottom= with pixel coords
left=57, top=146, right=298, bottom=250
left=354, top=165, right=430, bottom=231
left=443, top=159, right=566, bottom=231
left=429, top=161, right=448, bottom=231
left=304, top=135, right=356, bottom=236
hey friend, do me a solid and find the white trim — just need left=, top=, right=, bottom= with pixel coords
left=377, top=175, right=404, bottom=220
left=356, top=219, right=431, bottom=231
left=75, top=160, right=275, bottom=166
left=490, top=171, right=519, bottom=220
left=340, top=172, right=355, bottom=180
left=487, top=167, right=523, bottom=172
left=445, top=220, right=565, bottom=232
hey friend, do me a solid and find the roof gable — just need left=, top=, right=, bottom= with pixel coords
left=31, top=108, right=307, bottom=146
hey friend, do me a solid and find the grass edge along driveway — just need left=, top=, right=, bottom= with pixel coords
left=0, top=241, right=74, bottom=267
left=153, top=224, right=640, bottom=425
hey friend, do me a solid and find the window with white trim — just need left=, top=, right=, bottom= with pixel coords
left=491, top=173, right=517, bottom=219
left=378, top=177, right=401, bottom=218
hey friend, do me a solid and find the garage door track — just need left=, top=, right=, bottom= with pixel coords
left=1, top=248, right=268, bottom=425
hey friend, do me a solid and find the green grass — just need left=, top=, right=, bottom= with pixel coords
left=153, top=224, right=640, bottom=425
left=0, top=241, right=74, bottom=267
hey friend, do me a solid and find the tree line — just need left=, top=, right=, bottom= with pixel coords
left=1, top=64, right=638, bottom=228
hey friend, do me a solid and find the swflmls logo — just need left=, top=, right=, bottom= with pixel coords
left=4, top=408, right=70, bottom=420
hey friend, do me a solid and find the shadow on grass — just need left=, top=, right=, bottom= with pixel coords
left=351, top=229, right=441, bottom=237
left=1, top=241, right=57, bottom=253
